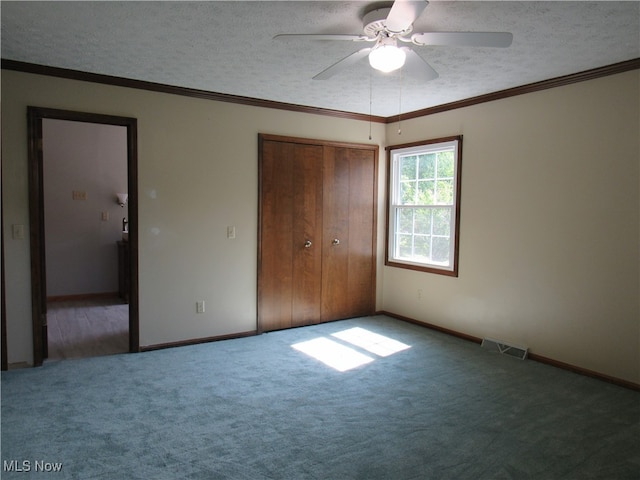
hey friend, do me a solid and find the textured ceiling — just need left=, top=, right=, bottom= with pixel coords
left=2, top=1, right=639, bottom=117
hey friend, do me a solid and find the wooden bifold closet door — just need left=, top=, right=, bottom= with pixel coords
left=258, top=135, right=377, bottom=333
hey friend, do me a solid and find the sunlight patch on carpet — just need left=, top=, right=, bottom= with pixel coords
left=292, top=327, right=411, bottom=372
left=331, top=327, right=411, bottom=357
left=292, top=337, right=374, bottom=372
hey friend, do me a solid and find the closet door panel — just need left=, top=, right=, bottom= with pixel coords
left=291, top=145, right=323, bottom=327
left=259, top=140, right=323, bottom=332
left=343, top=147, right=376, bottom=316
left=322, top=147, right=376, bottom=321
left=321, top=147, right=352, bottom=321
left=259, top=141, right=295, bottom=331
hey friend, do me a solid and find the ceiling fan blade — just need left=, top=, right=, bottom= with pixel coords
left=274, top=34, right=371, bottom=42
left=401, top=48, right=439, bottom=82
left=412, top=32, right=513, bottom=48
left=385, top=0, right=429, bottom=34
left=313, top=48, right=372, bottom=80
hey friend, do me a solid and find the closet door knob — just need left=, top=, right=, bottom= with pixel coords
left=332, top=238, right=340, bottom=246
left=304, top=240, right=312, bottom=248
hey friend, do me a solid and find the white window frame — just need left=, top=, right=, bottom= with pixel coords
left=386, top=136, right=462, bottom=276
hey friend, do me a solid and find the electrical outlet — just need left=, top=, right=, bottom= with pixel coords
left=417, top=289, right=423, bottom=300
left=101, top=211, right=109, bottom=221
left=196, top=301, right=205, bottom=314
left=227, top=226, right=236, bottom=239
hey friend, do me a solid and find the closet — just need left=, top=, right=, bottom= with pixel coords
left=258, top=134, right=378, bottom=333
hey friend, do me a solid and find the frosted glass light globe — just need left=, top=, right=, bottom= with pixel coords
left=369, top=43, right=406, bottom=73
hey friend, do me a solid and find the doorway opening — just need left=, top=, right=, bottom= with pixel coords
left=27, top=107, right=139, bottom=366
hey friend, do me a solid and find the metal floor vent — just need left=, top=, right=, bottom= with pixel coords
left=481, top=338, right=528, bottom=360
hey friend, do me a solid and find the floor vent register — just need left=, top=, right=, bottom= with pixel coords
left=481, top=338, right=528, bottom=360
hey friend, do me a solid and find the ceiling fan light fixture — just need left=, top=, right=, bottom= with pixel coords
left=368, top=38, right=406, bottom=73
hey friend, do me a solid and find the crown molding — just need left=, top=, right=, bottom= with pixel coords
left=0, top=59, right=387, bottom=124
left=3, top=58, right=638, bottom=124
left=392, top=58, right=640, bottom=123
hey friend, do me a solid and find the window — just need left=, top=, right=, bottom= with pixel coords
left=386, top=136, right=462, bottom=276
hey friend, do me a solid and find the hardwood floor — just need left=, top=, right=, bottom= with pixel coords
left=46, top=297, right=129, bottom=361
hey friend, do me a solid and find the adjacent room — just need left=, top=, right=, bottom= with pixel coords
left=43, top=118, right=130, bottom=361
left=2, top=1, right=638, bottom=478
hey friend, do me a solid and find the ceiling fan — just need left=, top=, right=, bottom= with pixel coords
left=274, top=0, right=513, bottom=81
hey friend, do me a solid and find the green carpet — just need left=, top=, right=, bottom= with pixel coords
left=2, top=315, right=639, bottom=479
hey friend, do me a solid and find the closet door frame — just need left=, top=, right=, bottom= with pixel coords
left=257, top=134, right=378, bottom=333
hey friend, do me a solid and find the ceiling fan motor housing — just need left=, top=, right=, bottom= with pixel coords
left=363, top=7, right=413, bottom=38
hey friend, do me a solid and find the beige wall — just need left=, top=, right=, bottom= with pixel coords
left=1, top=70, right=386, bottom=363
left=2, top=68, right=638, bottom=384
left=382, top=70, right=640, bottom=383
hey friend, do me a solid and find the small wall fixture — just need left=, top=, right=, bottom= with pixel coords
left=116, top=193, right=128, bottom=207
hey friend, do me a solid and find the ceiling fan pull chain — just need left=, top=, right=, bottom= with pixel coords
left=397, top=67, right=403, bottom=135
left=369, top=69, right=373, bottom=141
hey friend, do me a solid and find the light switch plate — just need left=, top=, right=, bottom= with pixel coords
left=12, top=224, right=25, bottom=240
left=72, top=190, right=88, bottom=201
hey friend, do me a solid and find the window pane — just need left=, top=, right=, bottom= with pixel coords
left=435, top=179, right=454, bottom=204
left=400, top=156, right=417, bottom=181
left=397, top=209, right=413, bottom=234
left=399, top=180, right=416, bottom=205
left=396, top=234, right=413, bottom=258
left=418, top=154, right=435, bottom=179
left=414, top=235, right=431, bottom=260
left=432, top=208, right=451, bottom=236
left=414, top=208, right=431, bottom=234
left=432, top=236, right=450, bottom=264
left=417, top=180, right=434, bottom=204
left=437, top=151, right=454, bottom=177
